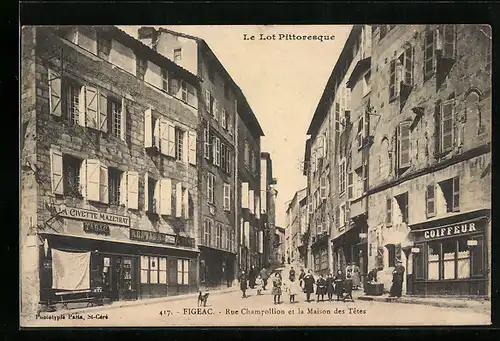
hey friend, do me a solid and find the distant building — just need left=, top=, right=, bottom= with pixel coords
left=274, top=226, right=286, bottom=265
left=285, top=188, right=307, bottom=265
left=260, top=152, right=277, bottom=267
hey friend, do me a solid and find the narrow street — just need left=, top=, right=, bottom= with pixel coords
left=29, top=287, right=490, bottom=327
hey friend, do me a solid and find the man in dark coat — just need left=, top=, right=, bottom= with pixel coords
left=239, top=270, right=248, bottom=298
left=298, top=268, right=306, bottom=289
left=248, top=265, right=257, bottom=289
left=289, top=266, right=296, bottom=281
left=389, top=261, right=405, bottom=298
left=303, top=270, right=315, bottom=303
left=260, top=267, right=269, bottom=290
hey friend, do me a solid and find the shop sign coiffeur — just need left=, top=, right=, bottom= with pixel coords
left=57, top=206, right=130, bottom=227
left=423, top=222, right=478, bottom=240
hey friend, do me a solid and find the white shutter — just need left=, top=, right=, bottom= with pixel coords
left=119, top=171, right=127, bottom=206
left=85, top=87, right=99, bottom=130
left=120, top=98, right=126, bottom=141
left=216, top=137, right=221, bottom=166
left=144, top=108, right=153, bottom=148
left=175, top=182, right=182, bottom=218
left=223, top=183, right=230, bottom=210
left=205, top=90, right=211, bottom=112
left=79, top=159, right=87, bottom=199
left=183, top=188, right=189, bottom=219
left=154, top=180, right=160, bottom=214
left=98, top=91, right=108, bottom=133
left=153, top=118, right=160, bottom=149
left=127, top=171, right=139, bottom=210
left=221, top=108, right=226, bottom=128
left=249, top=189, right=255, bottom=214
left=144, top=174, right=149, bottom=212
left=48, top=69, right=62, bottom=117
left=168, top=121, right=176, bottom=158
left=159, top=118, right=168, bottom=155
left=212, top=137, right=217, bottom=165
left=241, top=182, right=249, bottom=209
left=50, top=148, right=63, bottom=195
left=244, top=221, right=250, bottom=248
left=258, top=231, right=263, bottom=254
left=159, top=178, right=172, bottom=216
left=182, top=131, right=189, bottom=163
left=99, top=163, right=108, bottom=204
left=188, top=130, right=197, bottom=165
left=86, top=159, right=100, bottom=202
left=78, top=86, right=86, bottom=127
left=255, top=196, right=260, bottom=219
left=214, top=99, right=219, bottom=121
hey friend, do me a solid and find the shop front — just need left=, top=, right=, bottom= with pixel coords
left=408, top=210, right=490, bottom=297
left=199, top=247, right=236, bottom=289
left=311, top=233, right=329, bottom=276
left=331, top=223, right=364, bottom=275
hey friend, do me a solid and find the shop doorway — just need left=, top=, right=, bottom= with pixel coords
left=105, top=255, right=137, bottom=301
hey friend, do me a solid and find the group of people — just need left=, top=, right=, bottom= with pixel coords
left=238, top=265, right=360, bottom=304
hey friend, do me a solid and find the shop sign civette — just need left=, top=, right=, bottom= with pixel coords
left=56, top=206, right=130, bottom=227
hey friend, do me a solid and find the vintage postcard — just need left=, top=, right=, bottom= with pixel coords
left=20, top=24, right=491, bottom=327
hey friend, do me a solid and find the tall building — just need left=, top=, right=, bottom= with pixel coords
left=21, top=26, right=201, bottom=317
left=274, top=226, right=286, bottom=265
left=137, top=27, right=264, bottom=280
left=304, top=25, right=372, bottom=276
left=284, top=188, right=307, bottom=264
left=260, top=152, right=277, bottom=267
left=366, top=25, right=491, bottom=297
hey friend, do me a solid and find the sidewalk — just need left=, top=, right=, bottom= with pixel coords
left=358, top=293, right=490, bottom=313
left=40, top=285, right=240, bottom=317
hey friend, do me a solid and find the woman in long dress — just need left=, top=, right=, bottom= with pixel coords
left=334, top=269, right=345, bottom=301
left=272, top=272, right=283, bottom=304
left=351, top=263, right=361, bottom=289
left=302, top=270, right=315, bottom=303
left=316, top=274, right=326, bottom=302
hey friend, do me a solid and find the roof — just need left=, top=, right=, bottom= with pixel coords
left=287, top=187, right=307, bottom=210
left=346, top=57, right=371, bottom=89
left=102, top=26, right=200, bottom=85
left=156, top=28, right=265, bottom=137
left=306, top=25, right=363, bottom=136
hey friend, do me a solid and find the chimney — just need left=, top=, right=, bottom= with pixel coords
left=137, top=26, right=158, bottom=49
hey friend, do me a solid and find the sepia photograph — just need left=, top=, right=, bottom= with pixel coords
left=19, top=24, right=492, bottom=327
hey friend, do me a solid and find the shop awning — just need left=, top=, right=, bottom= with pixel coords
left=408, top=209, right=490, bottom=232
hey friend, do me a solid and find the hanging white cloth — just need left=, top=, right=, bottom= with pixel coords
left=51, top=249, right=91, bottom=290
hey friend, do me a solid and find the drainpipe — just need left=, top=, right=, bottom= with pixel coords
left=234, top=99, right=239, bottom=284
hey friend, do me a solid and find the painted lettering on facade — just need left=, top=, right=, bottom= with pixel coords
left=57, top=206, right=130, bottom=227
left=423, top=222, right=477, bottom=240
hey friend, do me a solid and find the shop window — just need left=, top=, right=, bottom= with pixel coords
left=203, top=218, right=213, bottom=246
left=442, top=239, right=456, bottom=279
left=177, top=259, right=189, bottom=285
left=140, top=256, right=168, bottom=284
left=457, top=239, right=470, bottom=279
left=425, top=184, right=436, bottom=218
left=386, top=244, right=396, bottom=267
left=63, top=155, right=83, bottom=198
left=414, top=244, right=425, bottom=280
left=108, top=167, right=122, bottom=205
left=471, top=236, right=484, bottom=277
left=427, top=242, right=441, bottom=280
left=439, top=177, right=460, bottom=212
left=216, top=223, right=223, bottom=249
left=173, top=48, right=182, bottom=63
left=395, top=192, right=409, bottom=223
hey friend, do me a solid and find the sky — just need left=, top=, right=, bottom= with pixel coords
left=119, top=25, right=352, bottom=227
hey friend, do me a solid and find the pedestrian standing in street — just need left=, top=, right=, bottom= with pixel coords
left=303, top=269, right=315, bottom=303
left=345, top=262, right=354, bottom=290
left=325, top=273, right=335, bottom=301
left=272, top=272, right=283, bottom=305
left=289, top=266, right=296, bottom=281
left=389, top=261, right=405, bottom=298
left=239, top=270, right=248, bottom=298
left=287, top=275, right=301, bottom=304
left=334, top=269, right=345, bottom=301
left=260, top=267, right=269, bottom=290
left=351, top=263, right=361, bottom=290
left=298, top=268, right=306, bottom=289
left=316, top=274, right=326, bottom=302
left=248, top=265, right=257, bottom=289
left=287, top=256, right=291, bottom=265
left=255, top=274, right=263, bottom=295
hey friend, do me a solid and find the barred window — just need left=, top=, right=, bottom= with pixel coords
left=109, top=99, right=122, bottom=139
left=65, top=81, right=81, bottom=125
left=108, top=167, right=122, bottom=205
left=175, top=128, right=185, bottom=161
left=63, top=155, right=82, bottom=198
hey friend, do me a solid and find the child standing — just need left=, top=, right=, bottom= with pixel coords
left=255, top=275, right=263, bottom=295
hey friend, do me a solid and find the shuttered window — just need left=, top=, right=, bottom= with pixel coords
left=63, top=155, right=82, bottom=198
left=223, top=183, right=231, bottom=211
left=398, top=121, right=411, bottom=168
left=175, top=128, right=185, bottom=161
left=207, top=173, right=215, bottom=204
left=425, top=184, right=436, bottom=218
left=108, top=167, right=122, bottom=205
left=161, top=69, right=169, bottom=92
left=109, top=98, right=122, bottom=139
left=203, top=124, right=210, bottom=159
left=65, top=80, right=80, bottom=124
left=339, top=158, right=346, bottom=194
left=424, top=29, right=436, bottom=79
left=389, top=60, right=397, bottom=100
left=386, top=198, right=392, bottom=226
left=441, top=99, right=454, bottom=152
left=442, top=24, right=457, bottom=59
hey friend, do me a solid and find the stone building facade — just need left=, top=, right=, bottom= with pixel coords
left=366, top=24, right=491, bottom=297
left=284, top=188, right=307, bottom=265
left=21, top=26, right=201, bottom=318
left=260, top=152, right=277, bottom=267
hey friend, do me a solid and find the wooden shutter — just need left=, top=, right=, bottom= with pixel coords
left=144, top=108, right=153, bottom=148
left=347, top=172, right=353, bottom=199
left=182, top=131, right=189, bottom=163
left=399, top=122, right=411, bottom=168
left=214, top=99, right=219, bottom=121
left=159, top=118, right=169, bottom=155
left=120, top=171, right=128, bottom=206
left=84, top=87, right=99, bottom=129
left=255, top=196, right=260, bottom=219
left=249, top=189, right=255, bottom=214
left=320, top=176, right=327, bottom=200
left=154, top=179, right=161, bottom=214
left=99, top=163, right=108, bottom=204
left=50, top=148, right=64, bottom=195
left=175, top=182, right=182, bottom=218
left=221, top=108, right=226, bottom=128
left=160, top=178, right=172, bottom=216
left=242, top=182, right=249, bottom=208
left=442, top=24, right=456, bottom=59
left=183, top=188, right=189, bottom=219
left=425, top=184, right=436, bottom=217
left=188, top=130, right=197, bottom=165
left=452, top=177, right=460, bottom=212
left=223, top=183, right=230, bottom=210
left=98, top=91, right=108, bottom=133
left=386, top=198, right=392, bottom=225
left=153, top=117, right=160, bottom=149
left=168, top=121, right=176, bottom=158
left=441, top=99, right=454, bottom=152
left=144, top=175, right=149, bottom=212
left=86, top=159, right=100, bottom=202
left=120, top=98, right=127, bottom=141
left=434, top=103, right=441, bottom=154
left=78, top=86, right=86, bottom=127
left=127, top=171, right=139, bottom=210
left=48, top=69, right=62, bottom=117
left=205, top=90, right=211, bottom=112
left=79, top=160, right=87, bottom=199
